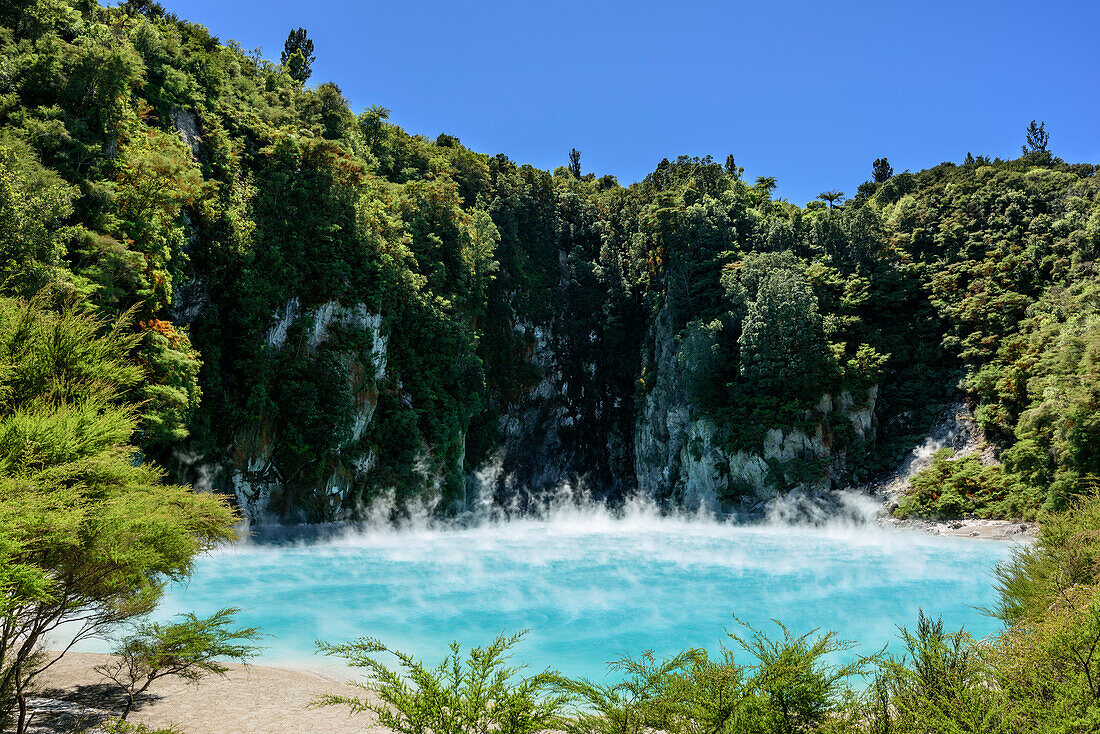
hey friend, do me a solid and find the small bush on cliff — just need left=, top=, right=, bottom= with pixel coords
left=893, top=448, right=1020, bottom=520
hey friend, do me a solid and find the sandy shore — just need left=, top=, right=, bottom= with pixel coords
left=29, top=652, right=388, bottom=734
left=879, top=516, right=1036, bottom=540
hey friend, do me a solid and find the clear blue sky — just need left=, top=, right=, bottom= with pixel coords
left=156, top=0, right=1098, bottom=204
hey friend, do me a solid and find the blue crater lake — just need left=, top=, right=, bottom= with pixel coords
left=154, top=505, right=1017, bottom=678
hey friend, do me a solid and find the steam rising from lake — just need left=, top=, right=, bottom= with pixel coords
left=157, top=500, right=1015, bottom=677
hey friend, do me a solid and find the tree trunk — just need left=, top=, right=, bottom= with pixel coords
left=122, top=678, right=155, bottom=721
left=15, top=669, right=28, bottom=734
left=121, top=693, right=135, bottom=720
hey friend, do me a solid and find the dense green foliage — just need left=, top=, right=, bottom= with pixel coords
left=893, top=448, right=1017, bottom=520
left=0, top=0, right=1097, bottom=520
left=0, top=292, right=237, bottom=733
left=556, top=622, right=866, bottom=734
left=316, top=631, right=568, bottom=734
left=892, top=493, right=1100, bottom=732
left=317, top=625, right=868, bottom=734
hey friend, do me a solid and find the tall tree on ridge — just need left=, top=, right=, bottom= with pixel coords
left=281, top=28, right=315, bottom=83
left=725, top=154, right=743, bottom=180
left=872, top=157, right=893, bottom=183
left=1023, top=120, right=1049, bottom=154
left=568, top=148, right=582, bottom=178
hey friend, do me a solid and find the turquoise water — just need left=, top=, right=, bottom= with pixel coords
left=155, top=505, right=1017, bottom=678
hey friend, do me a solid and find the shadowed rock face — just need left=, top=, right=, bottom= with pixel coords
left=204, top=284, right=894, bottom=523
left=633, top=303, right=881, bottom=514
left=190, top=299, right=389, bottom=525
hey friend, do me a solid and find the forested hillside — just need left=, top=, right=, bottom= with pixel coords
left=2, top=0, right=1098, bottom=522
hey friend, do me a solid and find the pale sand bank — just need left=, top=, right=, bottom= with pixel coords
left=880, top=516, right=1036, bottom=540
left=30, top=652, right=388, bottom=734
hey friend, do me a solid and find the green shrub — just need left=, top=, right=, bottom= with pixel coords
left=103, top=720, right=186, bottom=734
left=314, top=631, right=567, bottom=734
left=557, top=619, right=867, bottom=734
left=874, top=612, right=1012, bottom=733
left=96, top=607, right=262, bottom=719
left=894, top=448, right=1021, bottom=520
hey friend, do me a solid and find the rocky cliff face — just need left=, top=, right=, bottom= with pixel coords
left=475, top=314, right=638, bottom=509
left=486, top=319, right=575, bottom=503
left=634, top=304, right=879, bottom=514
left=207, top=294, right=885, bottom=522
left=223, top=299, right=388, bottom=524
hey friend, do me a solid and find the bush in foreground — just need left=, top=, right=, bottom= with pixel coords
left=318, top=622, right=870, bottom=734
left=315, top=631, right=567, bottom=734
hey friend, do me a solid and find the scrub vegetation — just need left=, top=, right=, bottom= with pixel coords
left=1, top=0, right=1097, bottom=520
left=1, top=0, right=1100, bottom=731
left=0, top=292, right=237, bottom=734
